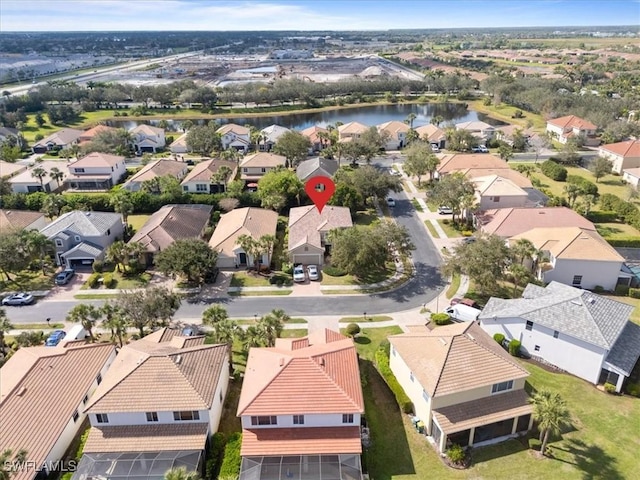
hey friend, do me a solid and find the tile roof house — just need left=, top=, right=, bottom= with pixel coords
left=472, top=175, right=531, bottom=210
left=476, top=206, right=596, bottom=238
left=0, top=342, right=116, bottom=480
left=131, top=124, right=166, bottom=153
left=239, top=152, right=287, bottom=182
left=377, top=120, right=410, bottom=150
left=461, top=167, right=532, bottom=188
left=598, top=139, right=640, bottom=174
left=40, top=210, right=124, bottom=267
left=622, top=167, right=640, bottom=189
left=0, top=209, right=47, bottom=232
left=259, top=124, right=291, bottom=151
left=181, top=158, right=237, bottom=194
left=389, top=322, right=532, bottom=454
left=288, top=205, right=352, bottom=266
left=32, top=128, right=83, bottom=154
left=415, top=124, right=446, bottom=149
left=0, top=126, right=20, bottom=145
left=122, top=159, right=189, bottom=192
left=436, top=153, right=507, bottom=177
left=454, top=121, right=496, bottom=142
left=237, top=329, right=365, bottom=480
left=299, top=125, right=330, bottom=152
left=295, top=157, right=339, bottom=182
left=209, top=207, right=278, bottom=268
left=66, top=152, right=126, bottom=191
left=494, top=125, right=536, bottom=147
left=337, top=121, right=368, bottom=142
left=169, top=132, right=190, bottom=154
left=77, top=329, right=229, bottom=480
left=217, top=123, right=251, bottom=152
left=0, top=160, right=27, bottom=179
left=78, top=125, right=118, bottom=144
left=479, top=282, right=640, bottom=393
left=546, top=115, right=599, bottom=146
left=509, top=226, right=630, bottom=291
left=128, top=204, right=213, bottom=264
left=8, top=160, right=68, bottom=193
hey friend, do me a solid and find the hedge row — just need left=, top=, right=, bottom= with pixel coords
left=629, top=288, right=640, bottom=299
left=586, top=210, right=618, bottom=223
left=218, top=432, right=242, bottom=479
left=205, top=433, right=227, bottom=480
left=566, top=175, right=598, bottom=196
left=540, top=160, right=567, bottom=181
left=599, top=193, right=640, bottom=231
left=606, top=237, right=640, bottom=248
left=375, top=342, right=414, bottom=414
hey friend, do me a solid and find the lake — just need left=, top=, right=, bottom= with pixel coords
left=107, top=103, right=507, bottom=132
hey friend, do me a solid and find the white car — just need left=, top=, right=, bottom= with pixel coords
left=438, top=206, right=453, bottom=215
left=307, top=265, right=319, bottom=281
left=293, top=265, right=306, bottom=283
left=386, top=197, right=396, bottom=207
left=2, top=292, right=35, bottom=306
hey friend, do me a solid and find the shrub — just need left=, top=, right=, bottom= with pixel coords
left=540, top=160, right=568, bottom=181
left=87, top=273, right=100, bottom=289
left=586, top=210, right=618, bottom=223
left=615, top=285, right=630, bottom=296
left=205, top=432, right=226, bottom=480
left=566, top=175, right=598, bottom=196
left=508, top=339, right=521, bottom=356
left=493, top=333, right=505, bottom=345
left=604, top=382, right=616, bottom=394
left=323, top=265, right=346, bottom=277
left=281, top=262, right=293, bottom=275
left=446, top=444, right=466, bottom=465
left=269, top=273, right=292, bottom=287
left=430, top=312, right=451, bottom=326
left=624, top=382, right=640, bottom=397
left=375, top=342, right=414, bottom=414
left=592, top=285, right=604, bottom=293
left=346, top=323, right=361, bottom=337
left=607, top=237, right=640, bottom=248
left=102, top=273, right=117, bottom=289
left=92, top=260, right=104, bottom=273
left=442, top=218, right=450, bottom=225
left=629, top=288, right=640, bottom=299
left=218, top=432, right=242, bottom=479
left=461, top=230, right=473, bottom=237
left=528, top=438, right=542, bottom=451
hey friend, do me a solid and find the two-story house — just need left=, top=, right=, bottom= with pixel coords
left=239, top=152, right=287, bottom=184
left=217, top=123, right=251, bottom=152
left=237, top=329, right=365, bottom=480
left=480, top=282, right=640, bottom=393
left=32, top=128, right=83, bottom=154
left=39, top=211, right=124, bottom=267
left=415, top=124, right=447, bottom=150
left=472, top=174, right=531, bottom=210
left=455, top=121, right=496, bottom=143
left=287, top=205, right=352, bottom=265
left=296, top=157, right=339, bottom=182
left=546, top=115, right=599, bottom=146
left=389, top=322, right=532, bottom=454
left=598, top=139, right=640, bottom=174
left=259, top=124, right=291, bottom=151
left=377, top=120, right=409, bottom=150
left=181, top=159, right=238, bottom=194
left=65, top=152, right=126, bottom=190
left=122, top=159, right=189, bottom=192
left=299, top=125, right=330, bottom=152
left=131, top=125, right=166, bottom=153
left=0, top=342, right=116, bottom=480
left=337, top=121, right=368, bottom=142
left=74, top=329, right=229, bottom=480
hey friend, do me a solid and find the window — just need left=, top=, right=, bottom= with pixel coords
left=219, top=392, right=223, bottom=403
left=525, top=320, right=533, bottom=331
left=293, top=415, right=305, bottom=425
left=173, top=411, right=200, bottom=421
left=251, top=416, right=277, bottom=426
left=106, top=229, right=111, bottom=236
left=342, top=414, right=354, bottom=424
left=74, top=168, right=85, bottom=173
left=391, top=346, right=396, bottom=357
left=261, top=168, right=266, bottom=173
left=83, top=394, right=89, bottom=405
left=491, top=380, right=514, bottom=394
left=111, top=167, right=114, bottom=172
left=55, top=239, right=63, bottom=247
left=96, top=413, right=109, bottom=424
left=534, top=345, right=540, bottom=352
left=96, top=373, right=102, bottom=385
left=572, top=275, right=582, bottom=286
left=553, top=330, right=559, bottom=339
left=146, top=412, right=159, bottom=422
left=72, top=409, right=79, bottom=422
left=422, top=389, right=430, bottom=402
left=196, top=184, right=208, bottom=192
left=243, top=168, right=248, bottom=173
left=74, top=235, right=81, bottom=242
left=183, top=186, right=188, bottom=192
left=492, top=196, right=500, bottom=202
left=409, top=372, right=414, bottom=382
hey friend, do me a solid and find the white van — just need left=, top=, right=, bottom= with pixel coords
left=445, top=304, right=482, bottom=323
left=62, top=324, right=88, bottom=344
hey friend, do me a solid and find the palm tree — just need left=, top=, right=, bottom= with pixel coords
left=0, top=309, right=13, bottom=358
left=0, top=448, right=28, bottom=480
left=202, top=305, right=236, bottom=365
left=258, top=312, right=284, bottom=347
left=101, top=302, right=128, bottom=347
left=530, top=390, right=570, bottom=456
left=125, top=242, right=146, bottom=272
left=211, top=165, right=232, bottom=193
left=242, top=325, right=265, bottom=350
left=66, top=304, right=101, bottom=342
left=21, top=230, right=53, bottom=275
left=110, top=192, right=134, bottom=225
left=237, top=234, right=262, bottom=271
left=508, top=263, right=531, bottom=297
left=510, top=238, right=538, bottom=267
left=49, top=167, right=65, bottom=187
left=164, top=467, right=201, bottom=480
left=270, top=308, right=290, bottom=324
left=106, top=240, right=128, bottom=272
left=430, top=115, right=444, bottom=127
left=30, top=166, right=47, bottom=191
left=405, top=113, right=417, bottom=129
left=202, top=305, right=229, bottom=324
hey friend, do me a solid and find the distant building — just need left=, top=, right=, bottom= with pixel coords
left=546, top=115, right=599, bottom=146
left=32, top=128, right=83, bottom=154
left=598, top=139, right=640, bottom=174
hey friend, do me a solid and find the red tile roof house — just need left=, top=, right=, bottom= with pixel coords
left=546, top=115, right=599, bottom=146
left=0, top=342, right=117, bottom=480
left=598, top=139, right=640, bottom=174
left=237, top=330, right=365, bottom=480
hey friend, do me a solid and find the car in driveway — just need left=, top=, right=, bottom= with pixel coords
left=55, top=268, right=76, bottom=286
left=472, top=145, right=489, bottom=153
left=293, top=265, right=306, bottom=283
left=2, top=292, right=35, bottom=306
left=437, top=206, right=453, bottom=215
left=45, top=330, right=66, bottom=346
left=386, top=197, right=396, bottom=207
left=307, top=265, right=319, bottom=281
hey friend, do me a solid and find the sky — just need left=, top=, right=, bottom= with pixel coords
left=1, top=0, right=639, bottom=32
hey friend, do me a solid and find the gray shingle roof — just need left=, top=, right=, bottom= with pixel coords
left=480, top=281, right=634, bottom=349
left=62, top=242, right=104, bottom=259
left=40, top=211, right=121, bottom=238
left=605, top=322, right=640, bottom=376
left=296, top=158, right=339, bottom=181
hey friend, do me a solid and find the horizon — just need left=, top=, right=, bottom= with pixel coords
left=1, top=0, right=639, bottom=33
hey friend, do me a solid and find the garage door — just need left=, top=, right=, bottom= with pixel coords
left=293, top=254, right=323, bottom=265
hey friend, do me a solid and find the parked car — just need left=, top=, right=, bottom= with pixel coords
left=472, top=145, right=489, bottom=153
left=462, top=237, right=477, bottom=244
left=386, top=197, right=396, bottom=207
left=437, top=206, right=453, bottom=215
left=182, top=325, right=203, bottom=337
left=2, top=292, right=34, bottom=306
left=293, top=265, right=306, bottom=283
left=55, top=268, right=76, bottom=286
left=450, top=297, right=481, bottom=309
left=45, top=330, right=66, bottom=347
left=430, top=144, right=440, bottom=153
left=307, top=265, right=319, bottom=281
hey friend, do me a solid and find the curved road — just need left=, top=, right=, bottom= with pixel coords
left=5, top=180, right=444, bottom=323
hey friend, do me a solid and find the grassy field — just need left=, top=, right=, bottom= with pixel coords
left=595, top=222, right=640, bottom=241
left=13, top=322, right=64, bottom=330
left=353, top=209, right=379, bottom=226
left=228, top=290, right=292, bottom=296
left=127, top=214, right=151, bottom=232
left=229, top=271, right=273, bottom=287
left=339, top=315, right=393, bottom=323
left=80, top=269, right=152, bottom=290
left=467, top=100, right=546, bottom=131
left=321, top=263, right=395, bottom=286
left=0, top=270, right=54, bottom=292
left=436, top=219, right=463, bottom=238
left=445, top=273, right=461, bottom=299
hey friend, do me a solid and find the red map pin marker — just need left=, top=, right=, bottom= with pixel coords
left=305, top=176, right=336, bottom=214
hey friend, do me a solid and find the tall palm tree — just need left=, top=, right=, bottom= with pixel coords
left=101, top=302, right=128, bottom=347
left=0, top=309, right=13, bottom=358
left=30, top=166, right=47, bottom=190
left=211, top=165, right=232, bottom=193
left=49, top=167, right=65, bottom=187
left=270, top=308, right=290, bottom=324
left=110, top=192, right=134, bottom=225
left=66, top=304, right=101, bottom=342
left=237, top=234, right=261, bottom=271
left=405, top=113, right=417, bottom=129
left=242, top=325, right=265, bottom=350
left=530, top=390, right=570, bottom=456
left=164, top=467, right=201, bottom=480
left=106, top=240, right=128, bottom=272
left=125, top=242, right=146, bottom=272
left=258, top=312, right=283, bottom=347
left=510, top=238, right=538, bottom=267
left=202, top=304, right=229, bottom=324
left=21, top=230, right=53, bottom=275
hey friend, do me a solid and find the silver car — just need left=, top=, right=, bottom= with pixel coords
left=293, top=265, right=306, bottom=283
left=307, top=265, right=319, bottom=281
left=2, top=292, right=35, bottom=306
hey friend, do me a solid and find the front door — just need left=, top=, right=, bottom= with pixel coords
left=238, top=252, right=247, bottom=266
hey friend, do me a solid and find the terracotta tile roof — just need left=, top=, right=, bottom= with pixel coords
left=388, top=322, right=528, bottom=397
left=208, top=207, right=277, bottom=258
left=83, top=423, right=209, bottom=453
left=0, top=209, right=45, bottom=231
left=623, top=167, right=640, bottom=178
left=600, top=139, right=640, bottom=158
left=510, top=226, right=623, bottom=262
left=432, top=389, right=532, bottom=434
left=460, top=168, right=532, bottom=188
left=0, top=343, right=115, bottom=480
left=338, top=122, right=368, bottom=136
left=79, top=125, right=117, bottom=142
left=437, top=154, right=507, bottom=174
left=70, top=152, right=125, bottom=168
left=377, top=120, right=409, bottom=136
left=181, top=158, right=237, bottom=184
left=169, top=132, right=188, bottom=148
left=84, top=328, right=227, bottom=414
left=548, top=115, right=597, bottom=131
left=238, top=329, right=364, bottom=416
left=299, top=125, right=329, bottom=144
left=125, top=159, right=188, bottom=185
left=288, top=205, right=352, bottom=251
left=0, top=160, right=26, bottom=178
left=128, top=204, right=213, bottom=253
left=472, top=175, right=528, bottom=197
left=477, top=207, right=595, bottom=238
left=239, top=152, right=287, bottom=168
left=414, top=124, right=446, bottom=142
left=241, top=426, right=362, bottom=456
left=217, top=123, right=250, bottom=136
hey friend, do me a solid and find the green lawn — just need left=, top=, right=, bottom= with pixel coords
left=445, top=273, right=461, bottom=299
left=230, top=271, right=273, bottom=287
left=228, top=290, right=292, bottom=296
left=339, top=315, right=393, bottom=323
left=280, top=329, right=308, bottom=338
left=13, top=322, right=64, bottom=330
left=321, top=263, right=395, bottom=286
left=468, top=100, right=547, bottom=131
left=436, top=220, right=463, bottom=238
left=595, top=222, right=640, bottom=241
left=424, top=220, right=440, bottom=239
left=0, top=270, right=54, bottom=292
left=127, top=214, right=152, bottom=232
left=411, top=198, right=424, bottom=212
left=235, top=318, right=307, bottom=325
left=353, top=209, right=379, bottom=226
left=80, top=269, right=152, bottom=290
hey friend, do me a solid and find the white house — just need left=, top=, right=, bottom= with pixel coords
left=239, top=152, right=287, bottom=182
left=0, top=342, right=116, bottom=480
left=75, top=329, right=229, bottom=480
left=32, top=128, right=83, bottom=154
left=131, top=124, right=166, bottom=153
left=122, top=159, right=189, bottom=192
left=479, top=282, right=640, bottom=393
left=169, top=132, right=190, bottom=154
left=598, top=139, right=640, bottom=174
left=472, top=174, right=531, bottom=210
left=237, top=329, right=365, bottom=480
left=546, top=115, right=599, bottom=146
left=208, top=207, right=278, bottom=269
left=455, top=121, right=495, bottom=142
left=65, top=152, right=126, bottom=190
left=8, top=160, right=68, bottom=193
left=377, top=120, right=409, bottom=150
left=180, top=159, right=237, bottom=194
left=217, top=123, right=251, bottom=152
left=622, top=167, right=640, bottom=189
left=389, top=322, right=532, bottom=453
left=259, top=124, right=290, bottom=151
left=337, top=121, right=368, bottom=142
